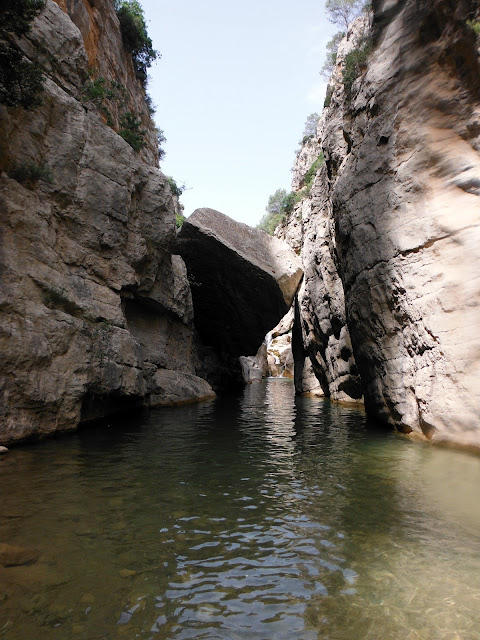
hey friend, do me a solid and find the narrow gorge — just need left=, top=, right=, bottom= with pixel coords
left=1, top=1, right=480, bottom=638
left=1, top=0, right=479, bottom=450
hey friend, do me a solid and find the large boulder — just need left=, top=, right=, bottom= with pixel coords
left=176, top=208, right=303, bottom=357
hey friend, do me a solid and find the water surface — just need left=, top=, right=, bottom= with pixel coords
left=1, top=379, right=480, bottom=639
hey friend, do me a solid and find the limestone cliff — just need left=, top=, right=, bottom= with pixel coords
left=0, top=0, right=214, bottom=445
left=280, top=0, right=480, bottom=447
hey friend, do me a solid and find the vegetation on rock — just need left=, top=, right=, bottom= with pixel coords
left=1, top=0, right=46, bottom=37
left=303, top=153, right=324, bottom=189
left=321, top=32, right=344, bottom=77
left=342, top=38, right=372, bottom=99
left=257, top=188, right=288, bottom=235
left=301, top=113, right=320, bottom=142
left=325, top=0, right=364, bottom=30
left=175, top=212, right=186, bottom=228
left=467, top=19, right=480, bottom=34
left=8, top=161, right=53, bottom=187
left=0, top=0, right=46, bottom=110
left=119, top=112, right=146, bottom=151
left=167, top=176, right=185, bottom=198
left=114, top=0, right=158, bottom=83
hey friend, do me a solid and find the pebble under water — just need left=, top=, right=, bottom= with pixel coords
left=1, top=379, right=480, bottom=640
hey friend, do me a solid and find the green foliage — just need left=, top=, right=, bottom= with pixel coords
left=1, top=0, right=46, bottom=38
left=157, top=128, right=166, bottom=161
left=302, top=113, right=320, bottom=140
left=114, top=0, right=158, bottom=83
left=8, top=161, right=53, bottom=187
left=282, top=191, right=303, bottom=215
left=0, top=0, right=46, bottom=111
left=324, top=87, right=333, bottom=108
left=325, top=0, right=364, bottom=29
left=83, top=76, right=108, bottom=103
left=342, top=38, right=372, bottom=99
left=303, top=153, right=324, bottom=189
left=119, top=112, right=146, bottom=151
left=0, top=43, right=44, bottom=110
left=321, top=31, right=344, bottom=77
left=175, top=212, right=186, bottom=228
left=467, top=19, right=480, bottom=34
left=167, top=176, right=185, bottom=198
left=257, top=188, right=287, bottom=235
left=145, top=94, right=156, bottom=115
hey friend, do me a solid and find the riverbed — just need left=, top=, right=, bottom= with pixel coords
left=1, top=379, right=480, bottom=639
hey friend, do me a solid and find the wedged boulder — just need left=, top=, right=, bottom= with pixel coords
left=176, top=208, right=303, bottom=357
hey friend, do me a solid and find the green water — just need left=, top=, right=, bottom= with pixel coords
left=1, top=379, right=480, bottom=640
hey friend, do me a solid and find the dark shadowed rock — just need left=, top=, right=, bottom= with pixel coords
left=176, top=208, right=303, bottom=358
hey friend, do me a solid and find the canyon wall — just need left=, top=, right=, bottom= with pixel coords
left=280, top=0, right=480, bottom=447
left=0, top=0, right=214, bottom=444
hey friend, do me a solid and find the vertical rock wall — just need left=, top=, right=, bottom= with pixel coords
left=0, top=1, right=214, bottom=445
left=281, top=0, right=480, bottom=446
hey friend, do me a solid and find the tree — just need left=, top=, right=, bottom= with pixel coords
left=302, top=113, right=320, bottom=141
left=0, top=1, right=46, bottom=110
left=1, top=0, right=45, bottom=37
left=325, top=0, right=363, bottom=30
left=114, top=0, right=158, bottom=83
left=257, top=188, right=288, bottom=235
left=321, top=31, right=344, bottom=77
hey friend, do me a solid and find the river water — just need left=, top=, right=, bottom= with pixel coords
left=1, top=379, right=480, bottom=640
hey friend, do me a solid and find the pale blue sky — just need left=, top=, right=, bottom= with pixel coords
left=141, top=0, right=335, bottom=226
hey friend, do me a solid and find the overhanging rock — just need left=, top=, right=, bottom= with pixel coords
left=176, top=208, right=303, bottom=357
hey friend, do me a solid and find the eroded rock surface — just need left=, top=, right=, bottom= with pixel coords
left=280, top=0, right=480, bottom=446
left=177, top=208, right=303, bottom=359
left=0, top=1, right=214, bottom=444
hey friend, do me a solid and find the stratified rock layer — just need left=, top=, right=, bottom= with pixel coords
left=176, top=208, right=303, bottom=358
left=0, top=1, right=214, bottom=445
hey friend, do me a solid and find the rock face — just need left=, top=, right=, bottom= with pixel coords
left=176, top=208, right=303, bottom=363
left=0, top=1, right=214, bottom=445
left=280, top=0, right=480, bottom=446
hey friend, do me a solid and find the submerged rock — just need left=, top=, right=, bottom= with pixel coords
left=0, top=543, right=38, bottom=567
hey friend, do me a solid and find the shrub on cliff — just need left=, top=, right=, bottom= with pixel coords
left=8, top=160, right=53, bottom=188
left=114, top=0, right=158, bottom=83
left=167, top=176, right=185, bottom=198
left=321, top=32, right=344, bottom=78
left=303, top=153, right=324, bottom=189
left=0, top=0, right=46, bottom=110
left=1, top=0, right=45, bottom=37
left=325, top=0, right=363, bottom=30
left=0, top=43, right=44, bottom=110
left=119, top=112, right=146, bottom=151
left=342, top=38, right=372, bottom=99
left=257, top=188, right=288, bottom=235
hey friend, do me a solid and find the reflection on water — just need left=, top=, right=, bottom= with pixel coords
left=1, top=379, right=480, bottom=639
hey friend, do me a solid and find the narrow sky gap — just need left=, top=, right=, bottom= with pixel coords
left=141, top=0, right=336, bottom=226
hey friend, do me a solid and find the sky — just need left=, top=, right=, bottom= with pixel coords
left=141, top=0, right=336, bottom=227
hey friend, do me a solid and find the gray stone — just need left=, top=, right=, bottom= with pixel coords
left=148, top=370, right=216, bottom=407
left=176, top=208, right=303, bottom=358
